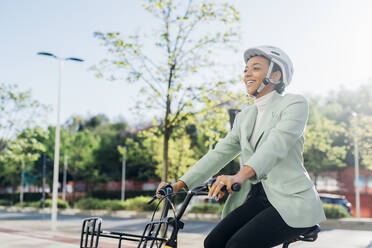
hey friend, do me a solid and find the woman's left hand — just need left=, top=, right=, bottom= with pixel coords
left=208, top=174, right=245, bottom=200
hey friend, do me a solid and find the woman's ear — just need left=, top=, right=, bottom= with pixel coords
left=270, top=70, right=281, bottom=82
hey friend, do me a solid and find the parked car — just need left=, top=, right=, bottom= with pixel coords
left=319, top=193, right=352, bottom=215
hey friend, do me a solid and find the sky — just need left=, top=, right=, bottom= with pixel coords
left=1, top=0, right=372, bottom=128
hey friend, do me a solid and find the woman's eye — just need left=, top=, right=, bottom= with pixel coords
left=253, top=67, right=260, bottom=71
left=243, top=70, right=247, bottom=73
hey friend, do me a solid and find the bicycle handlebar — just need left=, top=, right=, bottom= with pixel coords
left=208, top=178, right=241, bottom=192
left=151, top=178, right=241, bottom=202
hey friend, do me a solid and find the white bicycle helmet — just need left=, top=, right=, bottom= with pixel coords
left=244, top=45, right=294, bottom=95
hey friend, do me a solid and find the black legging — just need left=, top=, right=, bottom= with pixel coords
left=204, top=183, right=313, bottom=248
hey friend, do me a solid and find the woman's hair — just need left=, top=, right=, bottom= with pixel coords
left=272, top=62, right=285, bottom=94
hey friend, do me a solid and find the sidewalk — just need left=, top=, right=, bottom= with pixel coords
left=1, top=207, right=372, bottom=248
left=1, top=218, right=372, bottom=248
left=2, top=205, right=372, bottom=231
left=0, top=217, right=206, bottom=248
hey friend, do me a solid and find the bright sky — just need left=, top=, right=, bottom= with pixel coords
left=1, top=0, right=372, bottom=127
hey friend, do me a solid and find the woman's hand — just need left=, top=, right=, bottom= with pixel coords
left=156, top=181, right=186, bottom=195
left=208, top=174, right=246, bottom=200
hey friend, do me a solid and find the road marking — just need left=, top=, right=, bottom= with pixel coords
left=0, top=227, right=136, bottom=248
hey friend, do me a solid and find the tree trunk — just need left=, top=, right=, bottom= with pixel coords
left=162, top=126, right=170, bottom=182
left=162, top=64, right=175, bottom=183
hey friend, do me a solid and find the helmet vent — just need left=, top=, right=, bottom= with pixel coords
left=271, top=51, right=280, bottom=56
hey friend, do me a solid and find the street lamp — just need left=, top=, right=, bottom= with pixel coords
left=62, top=154, right=68, bottom=201
left=37, top=52, right=84, bottom=230
left=352, top=112, right=360, bottom=218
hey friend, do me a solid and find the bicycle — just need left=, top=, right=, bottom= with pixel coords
left=80, top=179, right=320, bottom=248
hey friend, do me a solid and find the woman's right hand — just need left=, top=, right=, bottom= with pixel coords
left=156, top=181, right=186, bottom=195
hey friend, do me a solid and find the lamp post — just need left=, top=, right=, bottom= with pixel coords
left=37, top=52, right=84, bottom=230
left=20, top=160, right=25, bottom=204
left=42, top=154, right=46, bottom=209
left=62, top=154, right=68, bottom=201
left=121, top=146, right=127, bottom=202
left=352, top=112, right=360, bottom=218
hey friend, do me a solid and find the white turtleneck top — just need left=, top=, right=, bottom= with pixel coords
left=249, top=91, right=275, bottom=149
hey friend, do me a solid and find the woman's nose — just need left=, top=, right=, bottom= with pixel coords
left=244, top=69, right=252, bottom=77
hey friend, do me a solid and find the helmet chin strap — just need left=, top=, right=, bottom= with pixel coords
left=252, top=61, right=281, bottom=97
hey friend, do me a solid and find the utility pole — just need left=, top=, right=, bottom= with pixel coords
left=20, top=160, right=25, bottom=204
left=121, top=147, right=127, bottom=202
left=42, top=154, right=46, bottom=209
left=62, top=154, right=68, bottom=201
left=353, top=112, right=360, bottom=218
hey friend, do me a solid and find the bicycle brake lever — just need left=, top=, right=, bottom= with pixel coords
left=148, top=195, right=157, bottom=204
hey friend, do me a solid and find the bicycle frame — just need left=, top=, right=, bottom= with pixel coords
left=80, top=184, right=209, bottom=248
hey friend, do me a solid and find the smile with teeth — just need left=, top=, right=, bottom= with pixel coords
left=245, top=80, right=256, bottom=85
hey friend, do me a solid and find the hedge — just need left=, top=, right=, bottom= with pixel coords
left=323, top=204, right=351, bottom=219
left=14, top=199, right=69, bottom=209
left=0, top=192, right=43, bottom=204
left=90, top=190, right=187, bottom=205
left=189, top=203, right=223, bottom=214
left=75, top=196, right=157, bottom=211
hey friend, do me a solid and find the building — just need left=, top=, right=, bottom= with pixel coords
left=316, top=166, right=372, bottom=217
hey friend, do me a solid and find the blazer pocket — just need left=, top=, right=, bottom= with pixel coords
left=281, top=176, right=314, bottom=194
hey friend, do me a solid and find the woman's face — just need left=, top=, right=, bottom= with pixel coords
left=243, top=56, right=270, bottom=95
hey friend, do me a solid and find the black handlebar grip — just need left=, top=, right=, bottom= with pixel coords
left=159, top=184, right=173, bottom=196
left=208, top=178, right=241, bottom=192
left=231, top=183, right=241, bottom=192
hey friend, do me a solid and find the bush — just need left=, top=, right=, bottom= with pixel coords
left=44, top=199, right=70, bottom=209
left=121, top=196, right=156, bottom=211
left=75, top=196, right=156, bottom=211
left=323, top=204, right=351, bottom=219
left=189, top=203, right=222, bottom=214
left=14, top=199, right=69, bottom=209
left=75, top=197, right=107, bottom=210
left=90, top=190, right=154, bottom=200
left=0, top=199, right=12, bottom=206
left=14, top=202, right=29, bottom=207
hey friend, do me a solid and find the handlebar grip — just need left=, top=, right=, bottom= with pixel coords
left=158, top=184, right=173, bottom=196
left=231, top=183, right=241, bottom=192
left=208, top=178, right=241, bottom=192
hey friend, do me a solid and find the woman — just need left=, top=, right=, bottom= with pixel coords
left=157, top=45, right=326, bottom=248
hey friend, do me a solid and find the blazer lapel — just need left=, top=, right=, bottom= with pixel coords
left=240, top=105, right=257, bottom=154
left=252, top=92, right=283, bottom=150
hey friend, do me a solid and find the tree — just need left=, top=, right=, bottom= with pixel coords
left=133, top=81, right=248, bottom=181
left=321, top=82, right=372, bottom=170
left=0, top=127, right=47, bottom=190
left=354, top=114, right=372, bottom=170
left=303, top=99, right=348, bottom=183
left=134, top=121, right=198, bottom=182
left=0, top=83, right=49, bottom=151
left=43, top=127, right=100, bottom=201
left=119, top=134, right=159, bottom=181
left=92, top=0, right=240, bottom=182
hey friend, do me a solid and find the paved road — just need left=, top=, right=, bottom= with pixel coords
left=1, top=210, right=372, bottom=248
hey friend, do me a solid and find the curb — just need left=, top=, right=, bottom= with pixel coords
left=319, top=218, right=372, bottom=231
left=1, top=206, right=372, bottom=230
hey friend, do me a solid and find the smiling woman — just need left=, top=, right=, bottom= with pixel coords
left=243, top=56, right=283, bottom=97
left=157, top=45, right=326, bottom=248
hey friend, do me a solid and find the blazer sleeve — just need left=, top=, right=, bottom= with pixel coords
left=245, top=95, right=309, bottom=181
left=179, top=112, right=242, bottom=189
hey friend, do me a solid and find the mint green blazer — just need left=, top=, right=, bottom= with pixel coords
left=180, top=92, right=326, bottom=228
